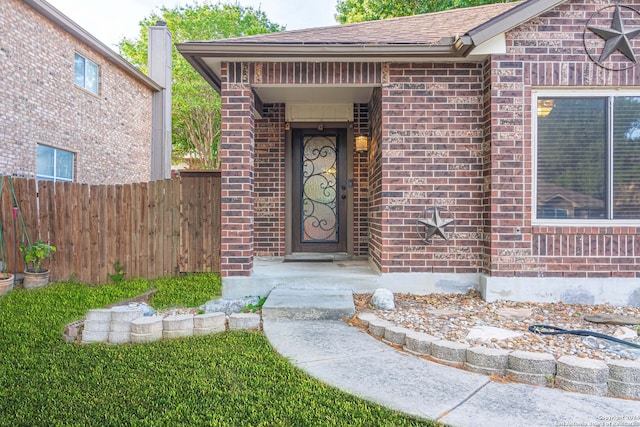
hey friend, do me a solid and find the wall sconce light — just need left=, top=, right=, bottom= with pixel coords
left=355, top=135, right=368, bottom=152
left=537, top=99, right=554, bottom=117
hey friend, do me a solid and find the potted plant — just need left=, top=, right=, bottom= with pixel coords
left=0, top=232, right=13, bottom=295
left=0, top=264, right=13, bottom=295
left=20, top=240, right=56, bottom=289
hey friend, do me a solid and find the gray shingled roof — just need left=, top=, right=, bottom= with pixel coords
left=177, top=0, right=568, bottom=90
left=192, top=2, right=522, bottom=45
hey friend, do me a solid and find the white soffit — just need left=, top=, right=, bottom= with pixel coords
left=470, top=33, right=506, bottom=56
left=255, top=86, right=374, bottom=104
left=285, top=103, right=354, bottom=122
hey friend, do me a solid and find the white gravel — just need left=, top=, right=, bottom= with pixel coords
left=355, top=291, right=640, bottom=361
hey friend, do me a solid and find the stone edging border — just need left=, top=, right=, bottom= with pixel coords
left=356, top=312, right=640, bottom=400
left=64, top=309, right=262, bottom=344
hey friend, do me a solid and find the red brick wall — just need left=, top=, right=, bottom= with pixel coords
left=377, top=63, right=485, bottom=273
left=368, top=87, right=384, bottom=270
left=220, top=63, right=255, bottom=277
left=481, top=59, right=494, bottom=275
left=254, top=103, right=285, bottom=256
left=353, top=103, right=369, bottom=256
left=487, top=0, right=640, bottom=278
left=247, top=62, right=382, bottom=85
left=0, top=0, right=153, bottom=184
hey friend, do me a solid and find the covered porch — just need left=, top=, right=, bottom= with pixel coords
left=175, top=7, right=511, bottom=299
left=176, top=56, right=388, bottom=279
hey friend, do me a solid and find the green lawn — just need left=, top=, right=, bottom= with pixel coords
left=0, top=274, right=439, bottom=426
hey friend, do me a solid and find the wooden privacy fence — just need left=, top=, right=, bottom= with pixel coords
left=0, top=171, right=221, bottom=284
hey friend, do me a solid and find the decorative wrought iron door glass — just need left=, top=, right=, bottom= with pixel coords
left=301, top=135, right=338, bottom=242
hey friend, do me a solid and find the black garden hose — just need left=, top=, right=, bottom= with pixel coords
left=528, top=324, right=640, bottom=349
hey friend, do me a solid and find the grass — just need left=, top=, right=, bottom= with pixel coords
left=0, top=274, right=439, bottom=426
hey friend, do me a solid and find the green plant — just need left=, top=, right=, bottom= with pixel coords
left=545, top=374, right=556, bottom=387
left=149, top=274, right=222, bottom=309
left=20, top=240, right=56, bottom=273
left=0, top=275, right=433, bottom=426
left=242, top=296, right=267, bottom=313
left=107, top=260, right=126, bottom=284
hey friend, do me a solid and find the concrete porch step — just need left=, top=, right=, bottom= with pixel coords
left=262, top=286, right=356, bottom=321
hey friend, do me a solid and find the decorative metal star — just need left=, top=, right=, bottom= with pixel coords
left=588, top=4, right=640, bottom=64
left=417, top=207, right=454, bottom=243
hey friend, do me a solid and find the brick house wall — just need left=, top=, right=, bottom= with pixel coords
left=481, top=59, right=494, bottom=276
left=215, top=0, right=639, bottom=281
left=255, top=103, right=286, bottom=257
left=0, top=0, right=154, bottom=184
left=219, top=63, right=255, bottom=277
left=353, top=103, right=369, bottom=257
left=368, top=87, right=384, bottom=271
left=486, top=0, right=640, bottom=278
left=376, top=62, right=486, bottom=273
left=221, top=60, right=495, bottom=274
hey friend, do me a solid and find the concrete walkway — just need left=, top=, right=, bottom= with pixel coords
left=262, top=287, right=640, bottom=427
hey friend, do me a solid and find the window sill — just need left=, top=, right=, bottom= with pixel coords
left=74, top=84, right=100, bottom=98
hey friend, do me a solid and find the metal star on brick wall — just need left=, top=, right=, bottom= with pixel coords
left=416, top=206, right=454, bottom=244
left=588, top=4, right=640, bottom=65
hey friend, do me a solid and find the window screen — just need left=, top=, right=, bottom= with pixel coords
left=536, top=95, right=640, bottom=220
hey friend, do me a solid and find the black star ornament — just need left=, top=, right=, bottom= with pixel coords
left=588, top=4, right=640, bottom=64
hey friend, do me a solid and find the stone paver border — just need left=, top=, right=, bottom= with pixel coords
left=357, top=311, right=640, bottom=400
left=65, top=309, right=262, bottom=345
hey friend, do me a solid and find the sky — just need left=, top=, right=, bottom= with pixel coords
left=46, top=0, right=339, bottom=49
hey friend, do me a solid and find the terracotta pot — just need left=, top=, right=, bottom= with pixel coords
left=23, top=269, right=50, bottom=289
left=0, top=273, right=14, bottom=295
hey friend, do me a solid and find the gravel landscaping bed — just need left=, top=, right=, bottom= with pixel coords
left=354, top=291, right=640, bottom=361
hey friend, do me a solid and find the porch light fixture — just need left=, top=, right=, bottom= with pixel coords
left=355, top=135, right=368, bottom=152
left=537, top=99, right=555, bottom=117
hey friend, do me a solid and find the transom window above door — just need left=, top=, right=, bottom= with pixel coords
left=534, top=93, right=640, bottom=222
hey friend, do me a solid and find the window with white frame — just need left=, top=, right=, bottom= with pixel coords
left=36, top=145, right=74, bottom=183
left=535, top=93, right=640, bottom=221
left=74, top=53, right=99, bottom=94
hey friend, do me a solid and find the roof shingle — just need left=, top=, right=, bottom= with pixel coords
left=190, top=2, right=524, bottom=45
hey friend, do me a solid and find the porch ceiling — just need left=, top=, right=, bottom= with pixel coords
left=254, top=86, right=374, bottom=104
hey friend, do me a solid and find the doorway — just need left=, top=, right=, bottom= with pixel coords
left=291, top=128, right=348, bottom=253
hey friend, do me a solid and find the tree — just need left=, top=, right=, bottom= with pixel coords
left=119, top=3, right=284, bottom=168
left=335, top=0, right=517, bottom=24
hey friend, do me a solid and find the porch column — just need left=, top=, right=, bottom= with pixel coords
left=220, top=65, right=255, bottom=277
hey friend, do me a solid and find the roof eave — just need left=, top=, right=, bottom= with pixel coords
left=177, top=39, right=474, bottom=92
left=179, top=1, right=574, bottom=92
left=176, top=40, right=470, bottom=58
left=22, top=0, right=162, bottom=92
left=183, top=55, right=223, bottom=92
left=466, top=0, right=568, bottom=46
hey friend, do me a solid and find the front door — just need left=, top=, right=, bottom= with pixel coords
left=292, top=128, right=347, bottom=253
